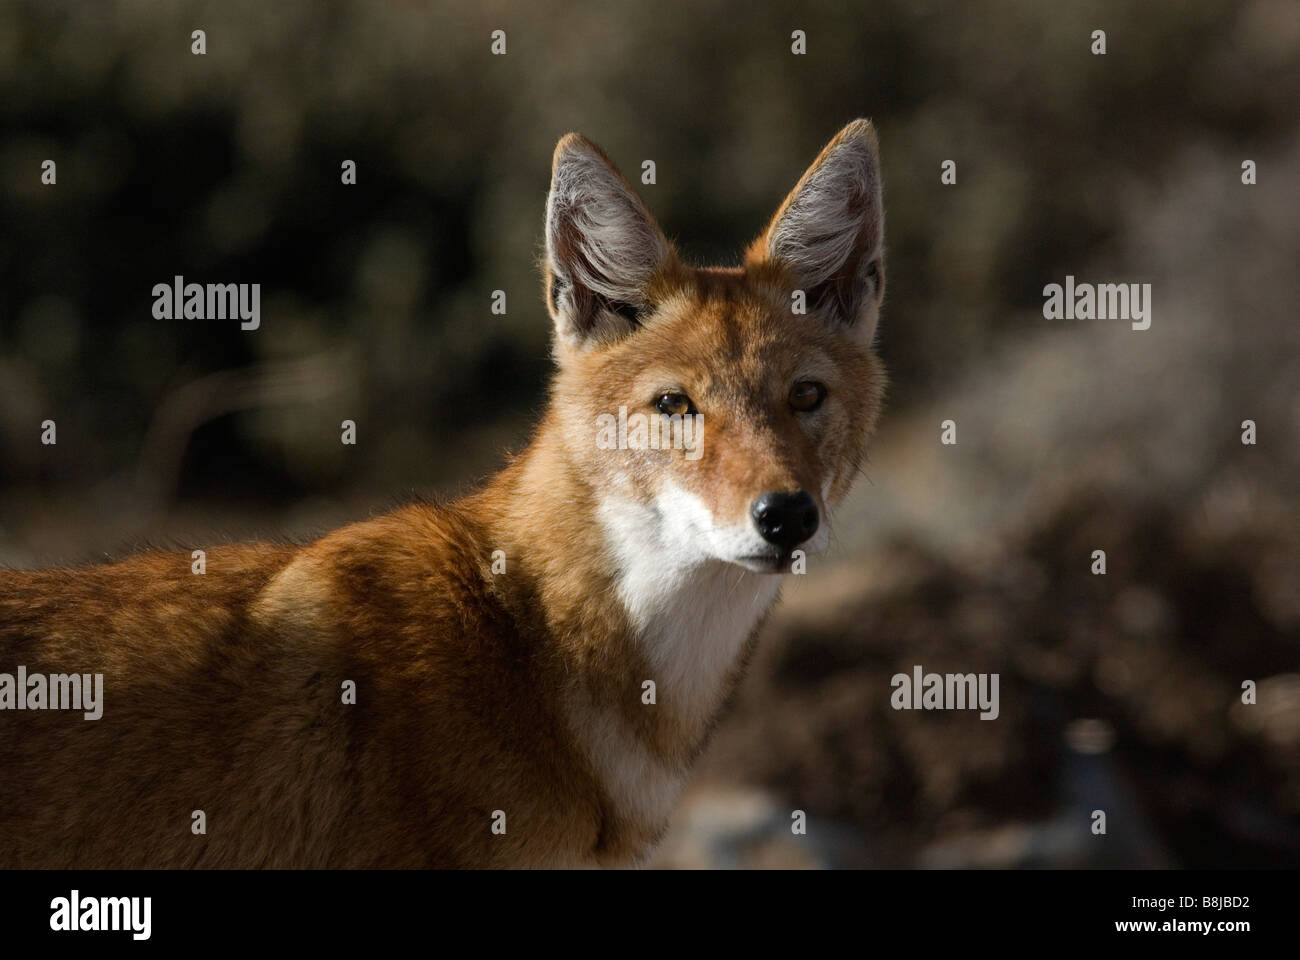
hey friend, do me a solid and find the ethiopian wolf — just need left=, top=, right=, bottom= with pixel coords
left=0, top=120, right=888, bottom=867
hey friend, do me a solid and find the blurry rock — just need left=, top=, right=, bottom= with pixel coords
left=650, top=784, right=869, bottom=869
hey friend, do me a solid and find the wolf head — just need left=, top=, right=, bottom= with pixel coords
left=543, top=120, right=886, bottom=574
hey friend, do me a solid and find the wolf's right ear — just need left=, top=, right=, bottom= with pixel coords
left=544, top=134, right=672, bottom=351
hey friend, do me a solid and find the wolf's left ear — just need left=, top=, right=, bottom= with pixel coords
left=544, top=134, right=673, bottom=352
left=750, top=119, right=885, bottom=340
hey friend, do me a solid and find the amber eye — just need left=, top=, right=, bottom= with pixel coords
left=789, top=381, right=827, bottom=412
left=655, top=392, right=696, bottom=416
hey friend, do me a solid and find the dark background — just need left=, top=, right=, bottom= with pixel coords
left=2, top=0, right=1297, bottom=867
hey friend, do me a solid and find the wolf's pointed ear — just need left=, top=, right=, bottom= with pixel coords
left=750, top=119, right=885, bottom=340
left=544, top=134, right=672, bottom=351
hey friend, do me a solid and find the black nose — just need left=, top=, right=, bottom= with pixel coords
left=750, top=491, right=819, bottom=551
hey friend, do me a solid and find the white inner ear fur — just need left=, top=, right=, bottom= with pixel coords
left=767, top=136, right=883, bottom=291
left=546, top=146, right=668, bottom=311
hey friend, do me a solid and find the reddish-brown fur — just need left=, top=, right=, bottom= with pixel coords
left=0, top=121, right=887, bottom=867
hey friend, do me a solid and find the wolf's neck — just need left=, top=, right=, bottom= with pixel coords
left=480, top=428, right=782, bottom=714
left=474, top=426, right=782, bottom=833
left=592, top=492, right=783, bottom=732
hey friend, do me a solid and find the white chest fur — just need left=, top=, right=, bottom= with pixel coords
left=573, top=490, right=783, bottom=832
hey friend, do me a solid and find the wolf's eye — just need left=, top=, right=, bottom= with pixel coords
left=789, top=381, right=827, bottom=413
left=655, top=392, right=696, bottom=416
